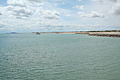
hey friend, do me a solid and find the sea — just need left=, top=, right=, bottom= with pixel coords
left=0, top=33, right=120, bottom=80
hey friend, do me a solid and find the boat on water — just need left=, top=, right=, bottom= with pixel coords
left=36, top=32, right=40, bottom=35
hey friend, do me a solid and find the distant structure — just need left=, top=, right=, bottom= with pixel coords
left=36, top=32, right=40, bottom=35
left=10, top=32, right=17, bottom=34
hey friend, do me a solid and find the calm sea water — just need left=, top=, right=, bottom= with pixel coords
left=0, top=33, right=120, bottom=80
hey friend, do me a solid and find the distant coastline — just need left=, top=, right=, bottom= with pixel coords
left=33, top=30, right=120, bottom=38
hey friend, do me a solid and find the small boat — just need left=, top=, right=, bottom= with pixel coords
left=36, top=32, right=40, bottom=35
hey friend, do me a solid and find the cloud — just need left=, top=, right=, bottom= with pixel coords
left=79, top=11, right=104, bottom=18
left=0, top=0, right=63, bottom=32
left=0, top=0, right=120, bottom=32
left=92, top=0, right=118, bottom=3
left=92, top=0, right=103, bottom=3
left=6, top=6, right=33, bottom=18
left=91, top=0, right=120, bottom=16
left=0, top=24, right=4, bottom=28
left=28, top=0, right=43, bottom=2
left=78, top=0, right=83, bottom=2
left=110, top=0, right=118, bottom=2
left=112, top=4, right=120, bottom=15
left=75, top=5, right=84, bottom=10
left=43, top=10, right=60, bottom=19
left=1, top=0, right=61, bottom=19
left=7, top=0, right=28, bottom=7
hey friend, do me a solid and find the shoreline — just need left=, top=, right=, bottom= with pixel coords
left=33, top=30, right=120, bottom=38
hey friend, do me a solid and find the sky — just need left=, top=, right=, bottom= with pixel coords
left=0, top=0, right=120, bottom=32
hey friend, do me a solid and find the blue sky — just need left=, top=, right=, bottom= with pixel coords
left=0, top=0, right=7, bottom=6
left=0, top=0, right=120, bottom=32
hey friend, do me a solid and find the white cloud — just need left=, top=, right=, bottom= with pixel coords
left=0, top=0, right=62, bottom=31
left=79, top=11, right=104, bottom=18
left=0, top=0, right=120, bottom=32
left=75, top=5, right=84, bottom=10
left=78, top=0, right=83, bottom=2
left=43, top=10, right=60, bottom=19
left=90, top=0, right=120, bottom=16
left=110, top=0, right=118, bottom=2
left=7, top=6, right=33, bottom=18
left=1, top=0, right=61, bottom=20
left=111, top=3, right=120, bottom=15
left=7, top=0, right=28, bottom=7
left=92, top=0, right=118, bottom=3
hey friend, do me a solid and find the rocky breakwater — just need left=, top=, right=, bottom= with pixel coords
left=88, top=32, right=120, bottom=37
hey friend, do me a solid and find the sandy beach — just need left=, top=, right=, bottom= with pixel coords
left=33, top=30, right=120, bottom=37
